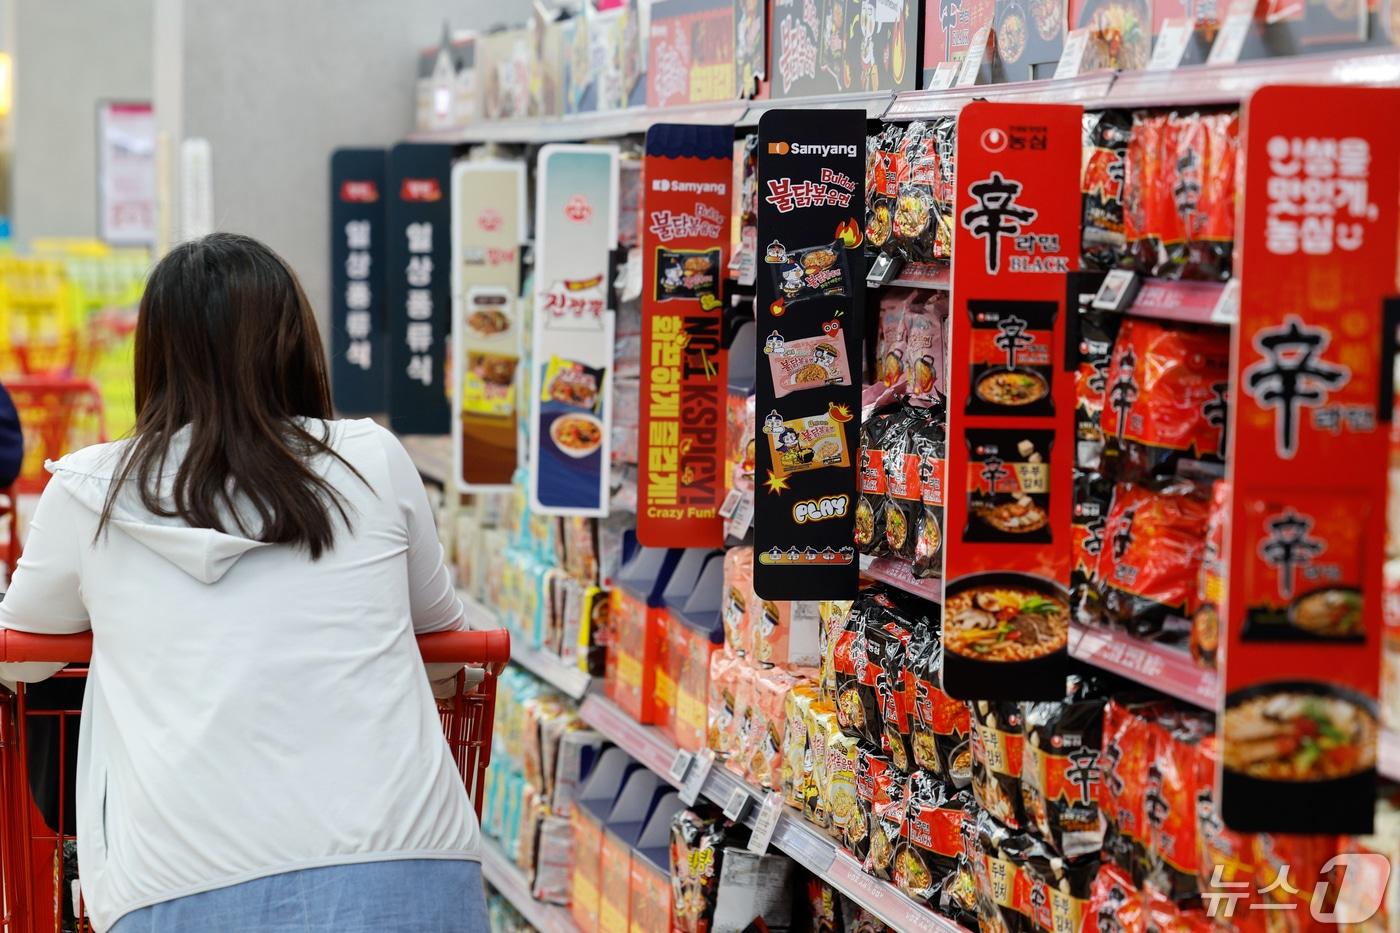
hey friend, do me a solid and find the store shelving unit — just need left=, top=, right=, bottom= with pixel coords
left=480, top=837, right=580, bottom=933
left=859, top=554, right=944, bottom=603
left=578, top=693, right=971, bottom=933
left=887, top=262, right=952, bottom=290
left=1067, top=622, right=1218, bottom=708
left=460, top=590, right=593, bottom=701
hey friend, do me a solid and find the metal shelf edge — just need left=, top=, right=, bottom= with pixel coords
left=1067, top=622, right=1218, bottom=709
left=459, top=591, right=593, bottom=701
left=480, top=838, right=580, bottom=933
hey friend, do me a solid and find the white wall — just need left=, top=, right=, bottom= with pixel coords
left=165, top=0, right=513, bottom=327
left=12, top=0, right=154, bottom=244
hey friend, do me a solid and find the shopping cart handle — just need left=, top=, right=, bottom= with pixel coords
left=0, top=627, right=512, bottom=666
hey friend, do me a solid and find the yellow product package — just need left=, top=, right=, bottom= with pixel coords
left=804, top=703, right=840, bottom=833
left=825, top=729, right=861, bottom=844
left=782, top=684, right=819, bottom=808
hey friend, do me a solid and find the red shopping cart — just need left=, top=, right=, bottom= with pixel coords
left=0, top=627, right=510, bottom=933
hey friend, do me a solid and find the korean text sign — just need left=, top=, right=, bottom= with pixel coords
left=1218, top=86, right=1400, bottom=835
left=530, top=145, right=620, bottom=517
left=637, top=124, right=733, bottom=547
left=387, top=143, right=454, bottom=435
left=451, top=161, right=527, bottom=492
left=944, top=103, right=1082, bottom=700
left=329, top=148, right=387, bottom=416
left=753, top=110, right=865, bottom=600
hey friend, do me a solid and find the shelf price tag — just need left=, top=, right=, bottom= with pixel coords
left=1147, top=19, right=1193, bottom=71
left=678, top=749, right=715, bottom=806
left=1053, top=28, right=1092, bottom=80
left=722, top=786, right=751, bottom=822
left=1206, top=0, right=1255, bottom=65
left=746, top=792, right=785, bottom=855
left=724, top=490, right=755, bottom=540
left=668, top=749, right=695, bottom=784
left=927, top=61, right=959, bottom=90
left=956, top=27, right=991, bottom=87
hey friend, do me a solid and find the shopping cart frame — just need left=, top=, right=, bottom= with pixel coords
left=0, top=627, right=510, bottom=933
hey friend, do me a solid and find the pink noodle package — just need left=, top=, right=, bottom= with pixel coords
left=763, top=322, right=853, bottom=398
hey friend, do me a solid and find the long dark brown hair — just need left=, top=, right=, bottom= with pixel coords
left=99, top=233, right=359, bottom=558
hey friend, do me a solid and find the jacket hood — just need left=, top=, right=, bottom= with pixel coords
left=48, top=438, right=270, bottom=584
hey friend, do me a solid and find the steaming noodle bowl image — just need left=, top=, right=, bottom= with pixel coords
left=975, top=369, right=1047, bottom=406
left=550, top=413, right=603, bottom=458
left=946, top=586, right=1069, bottom=661
left=1222, top=691, right=1376, bottom=781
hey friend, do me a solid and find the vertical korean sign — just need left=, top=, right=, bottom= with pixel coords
left=944, top=103, right=1082, bottom=700
left=330, top=148, right=387, bottom=415
left=753, top=110, right=865, bottom=600
left=1219, top=86, right=1400, bottom=834
left=530, top=145, right=620, bottom=516
left=387, top=143, right=454, bottom=435
left=637, top=124, right=733, bottom=546
left=451, top=161, right=526, bottom=491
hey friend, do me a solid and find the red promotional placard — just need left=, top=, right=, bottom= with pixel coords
left=637, top=124, right=733, bottom=547
left=1218, top=85, right=1400, bottom=834
left=943, top=102, right=1083, bottom=701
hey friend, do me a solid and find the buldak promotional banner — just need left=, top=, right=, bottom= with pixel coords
left=943, top=103, right=1081, bottom=701
left=637, top=124, right=733, bottom=547
left=529, top=144, right=620, bottom=517
left=329, top=148, right=387, bottom=415
left=387, top=142, right=454, bottom=435
left=1218, top=85, right=1400, bottom=834
left=753, top=111, right=865, bottom=600
left=451, top=161, right=527, bottom=492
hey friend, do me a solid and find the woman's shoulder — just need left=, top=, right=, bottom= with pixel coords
left=320, top=418, right=414, bottom=475
left=46, top=438, right=135, bottom=480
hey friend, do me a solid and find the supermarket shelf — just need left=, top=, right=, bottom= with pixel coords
left=1106, top=48, right=1400, bottom=108
left=409, top=100, right=750, bottom=144
left=480, top=837, right=580, bottom=933
left=1125, top=279, right=1235, bottom=326
left=740, top=90, right=895, bottom=124
left=860, top=554, right=944, bottom=604
left=1067, top=622, right=1218, bottom=709
left=460, top=590, right=593, bottom=701
left=1381, top=729, right=1400, bottom=783
left=888, top=262, right=951, bottom=290
left=400, top=434, right=453, bottom=488
left=578, top=693, right=970, bottom=933
left=886, top=72, right=1119, bottom=119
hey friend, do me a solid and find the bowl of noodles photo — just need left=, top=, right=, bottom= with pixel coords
left=1288, top=587, right=1363, bottom=640
left=549, top=413, right=604, bottom=459
left=1220, top=680, right=1378, bottom=833
left=975, top=368, right=1048, bottom=408
left=944, top=572, right=1070, bottom=675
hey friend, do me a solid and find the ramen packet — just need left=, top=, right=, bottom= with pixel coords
left=1102, top=698, right=1168, bottom=886
left=875, top=289, right=918, bottom=387
left=972, top=809, right=1039, bottom=933
left=892, top=122, right=940, bottom=263
left=803, top=702, right=839, bottom=832
left=1070, top=470, right=1112, bottom=628
left=856, top=405, right=900, bottom=557
left=541, top=356, right=605, bottom=413
left=769, top=241, right=851, bottom=308
left=1021, top=844, right=1099, bottom=933
left=865, top=779, right=907, bottom=884
left=1252, top=832, right=1346, bottom=924
left=902, top=294, right=948, bottom=399
left=825, top=730, right=862, bottom=845
left=817, top=599, right=853, bottom=704
left=1123, top=110, right=1170, bottom=277
left=864, top=608, right=917, bottom=772
left=1099, top=317, right=1231, bottom=481
left=722, top=546, right=754, bottom=656
left=1193, top=735, right=1263, bottom=918
left=833, top=599, right=879, bottom=739
left=656, top=248, right=722, bottom=301
left=764, top=324, right=853, bottom=398
left=867, top=123, right=906, bottom=255
left=781, top=683, right=818, bottom=809
left=1074, top=308, right=1123, bottom=473
left=670, top=807, right=736, bottom=933
left=708, top=650, right=742, bottom=757
left=850, top=747, right=895, bottom=861
left=725, top=391, right=756, bottom=491
left=725, top=662, right=759, bottom=778
left=938, top=855, right=981, bottom=930
left=881, top=406, right=934, bottom=563
left=971, top=700, right=1028, bottom=831
left=912, top=413, right=947, bottom=579
left=904, top=619, right=972, bottom=786
left=1084, top=862, right=1148, bottom=933
left=1190, top=480, right=1227, bottom=668
left=1081, top=109, right=1133, bottom=272
left=1145, top=715, right=1211, bottom=905
left=748, top=667, right=799, bottom=789
left=1166, top=109, right=1238, bottom=282
left=1097, top=479, right=1213, bottom=637
left=1021, top=675, right=1108, bottom=860
left=901, top=772, right=975, bottom=899
left=763, top=408, right=852, bottom=478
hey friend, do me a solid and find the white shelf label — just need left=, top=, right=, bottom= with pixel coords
left=746, top=792, right=785, bottom=855
left=722, top=786, right=751, bottom=821
left=1147, top=19, right=1193, bottom=71
left=718, top=487, right=744, bottom=519
left=679, top=749, right=714, bottom=806
left=928, top=61, right=959, bottom=90
left=1206, top=0, right=1254, bottom=65
left=1053, top=28, right=1092, bottom=80
left=724, top=490, right=755, bottom=540
left=668, top=749, right=694, bottom=784
left=1211, top=278, right=1241, bottom=324
left=956, top=28, right=991, bottom=87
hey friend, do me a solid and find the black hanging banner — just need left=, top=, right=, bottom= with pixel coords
left=752, top=110, right=865, bottom=600
left=329, top=148, right=388, bottom=416
left=387, top=142, right=454, bottom=435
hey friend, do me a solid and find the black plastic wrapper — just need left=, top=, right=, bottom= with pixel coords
left=1022, top=844, right=1101, bottom=933
left=1074, top=308, right=1123, bottom=474
left=938, top=855, right=981, bottom=930
left=860, top=762, right=905, bottom=881
left=855, top=407, right=899, bottom=557
left=880, top=406, right=932, bottom=562
left=770, top=241, right=851, bottom=307
left=866, top=123, right=905, bottom=255
left=833, top=598, right=880, bottom=738
left=912, top=409, right=947, bottom=579
left=1080, top=110, right=1132, bottom=272
left=904, top=618, right=972, bottom=787
left=670, top=807, right=739, bottom=933
left=864, top=599, right=915, bottom=765
left=971, top=700, right=1027, bottom=831
left=1070, top=470, right=1112, bottom=628
left=900, top=771, right=975, bottom=903
left=973, top=809, right=1039, bottom=933
left=1020, top=675, right=1109, bottom=860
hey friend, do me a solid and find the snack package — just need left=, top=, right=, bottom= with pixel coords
left=1074, top=308, right=1124, bottom=473
left=817, top=599, right=852, bottom=704
left=670, top=809, right=728, bottom=933
left=1100, top=317, right=1231, bottom=478
left=532, top=816, right=575, bottom=905
left=781, top=683, right=818, bottom=808
left=879, top=407, right=931, bottom=562
left=875, top=289, right=918, bottom=386
left=850, top=748, right=894, bottom=861
left=1166, top=109, right=1239, bottom=282
left=1097, top=480, right=1212, bottom=636
left=745, top=667, right=798, bottom=789
left=763, top=324, right=853, bottom=398
left=865, top=769, right=906, bottom=881
left=1021, top=676, right=1108, bottom=859
left=902, top=294, right=948, bottom=398
left=866, top=124, right=906, bottom=254
left=768, top=241, right=851, bottom=307
left=1070, top=470, right=1112, bottom=628
left=1084, top=862, right=1147, bottom=933
left=825, top=730, right=862, bottom=844
left=804, top=703, right=841, bottom=832
left=856, top=407, right=899, bottom=556
left=1146, top=717, right=1212, bottom=904
left=725, top=663, right=759, bottom=777
left=656, top=248, right=722, bottom=301
left=904, top=618, right=972, bottom=785
left=708, top=650, right=742, bottom=757
left=1081, top=109, right=1133, bottom=271
left=723, top=546, right=754, bottom=656
left=913, top=413, right=947, bottom=579
left=751, top=599, right=822, bottom=667
left=900, top=771, right=974, bottom=902
left=762, top=407, right=852, bottom=478
left=1102, top=699, right=1166, bottom=886
left=971, top=700, right=1027, bottom=831
left=972, top=809, right=1037, bottom=933
left=1022, top=845, right=1099, bottom=933
left=864, top=607, right=916, bottom=772
left=1191, top=480, right=1228, bottom=667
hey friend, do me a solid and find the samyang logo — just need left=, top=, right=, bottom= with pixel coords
left=339, top=180, right=379, bottom=203
left=400, top=178, right=442, bottom=202
left=477, top=208, right=503, bottom=232
left=766, top=141, right=858, bottom=158
left=650, top=178, right=727, bottom=195
left=564, top=194, right=593, bottom=223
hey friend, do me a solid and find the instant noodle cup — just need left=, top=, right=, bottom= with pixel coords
left=782, top=684, right=818, bottom=808
left=764, top=324, right=853, bottom=398
left=722, top=547, right=754, bottom=656
left=1097, top=480, right=1212, bottom=636
left=971, top=700, right=1027, bottom=831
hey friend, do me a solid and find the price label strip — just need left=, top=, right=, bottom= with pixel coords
left=1147, top=19, right=1194, bottom=71
left=722, top=786, right=751, bottom=822
left=678, top=749, right=715, bottom=806
left=746, top=792, right=786, bottom=855
left=668, top=749, right=694, bottom=784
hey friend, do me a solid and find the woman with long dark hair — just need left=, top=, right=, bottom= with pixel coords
left=0, top=234, right=485, bottom=932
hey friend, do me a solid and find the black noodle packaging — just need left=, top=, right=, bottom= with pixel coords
left=754, top=110, right=865, bottom=600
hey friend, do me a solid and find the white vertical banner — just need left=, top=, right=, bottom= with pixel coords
left=97, top=101, right=156, bottom=245
left=180, top=137, right=214, bottom=241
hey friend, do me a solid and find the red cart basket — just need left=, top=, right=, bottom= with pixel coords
left=0, top=627, right=510, bottom=933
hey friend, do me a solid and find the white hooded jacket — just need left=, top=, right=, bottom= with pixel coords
left=0, top=419, right=478, bottom=932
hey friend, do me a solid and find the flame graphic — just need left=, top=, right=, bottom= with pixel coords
left=827, top=402, right=854, bottom=424
left=770, top=298, right=787, bottom=317
left=835, top=218, right=863, bottom=249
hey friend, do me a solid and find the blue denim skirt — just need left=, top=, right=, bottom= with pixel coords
left=109, top=858, right=488, bottom=933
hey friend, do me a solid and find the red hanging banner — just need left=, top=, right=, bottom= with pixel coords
left=1218, top=85, right=1400, bottom=834
left=943, top=102, right=1083, bottom=700
left=637, top=124, right=733, bottom=547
